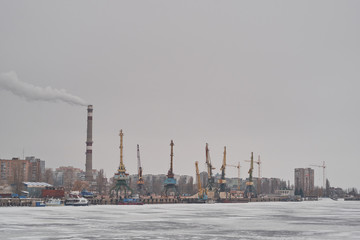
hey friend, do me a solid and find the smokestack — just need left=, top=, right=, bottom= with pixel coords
left=85, top=105, right=93, bottom=182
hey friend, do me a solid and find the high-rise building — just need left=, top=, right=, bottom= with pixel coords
left=294, top=168, right=314, bottom=196
left=26, top=156, right=45, bottom=182
left=0, top=157, right=45, bottom=185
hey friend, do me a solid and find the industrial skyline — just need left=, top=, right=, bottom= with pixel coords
left=1, top=1, right=360, bottom=189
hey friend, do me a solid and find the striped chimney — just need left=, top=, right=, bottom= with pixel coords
left=85, top=105, right=93, bottom=182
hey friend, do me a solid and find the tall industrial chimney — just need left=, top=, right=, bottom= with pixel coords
left=85, top=105, right=93, bottom=182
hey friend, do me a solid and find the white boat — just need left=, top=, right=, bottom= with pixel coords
left=65, top=196, right=88, bottom=206
left=73, top=197, right=88, bottom=206
left=45, top=198, right=63, bottom=207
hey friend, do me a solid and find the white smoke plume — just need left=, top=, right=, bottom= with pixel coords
left=0, top=71, right=87, bottom=106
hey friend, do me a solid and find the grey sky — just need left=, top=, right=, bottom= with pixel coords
left=0, top=1, right=359, bottom=189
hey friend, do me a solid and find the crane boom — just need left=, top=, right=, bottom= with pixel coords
left=245, top=155, right=261, bottom=179
left=136, top=144, right=144, bottom=186
left=195, top=161, right=201, bottom=193
left=218, top=146, right=227, bottom=192
left=137, top=144, right=141, bottom=176
left=205, top=143, right=215, bottom=190
left=244, top=152, right=257, bottom=198
left=195, top=161, right=207, bottom=200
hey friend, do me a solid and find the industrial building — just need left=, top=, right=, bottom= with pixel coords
left=23, top=182, right=53, bottom=198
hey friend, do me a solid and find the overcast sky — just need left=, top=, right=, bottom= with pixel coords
left=1, top=1, right=359, bottom=189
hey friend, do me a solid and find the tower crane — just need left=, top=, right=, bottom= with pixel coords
left=195, top=161, right=207, bottom=200
left=205, top=143, right=215, bottom=191
left=245, top=154, right=262, bottom=194
left=218, top=146, right=227, bottom=192
left=310, top=161, right=326, bottom=190
left=226, top=162, right=241, bottom=191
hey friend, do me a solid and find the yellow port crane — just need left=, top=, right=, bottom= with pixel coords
left=195, top=161, right=207, bottom=200
left=111, top=129, right=132, bottom=199
left=218, top=146, right=227, bottom=192
left=226, top=162, right=241, bottom=191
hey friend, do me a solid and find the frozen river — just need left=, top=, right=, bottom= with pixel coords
left=0, top=199, right=360, bottom=239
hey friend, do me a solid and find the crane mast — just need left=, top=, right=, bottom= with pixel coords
left=136, top=144, right=144, bottom=187
left=205, top=143, right=215, bottom=190
left=167, top=140, right=174, bottom=178
left=237, top=162, right=240, bottom=191
left=195, top=161, right=207, bottom=200
left=244, top=152, right=257, bottom=198
left=111, top=129, right=132, bottom=199
left=164, top=140, right=178, bottom=196
left=118, top=130, right=126, bottom=174
left=245, top=154, right=262, bottom=194
left=195, top=161, right=201, bottom=191
left=218, top=146, right=227, bottom=192
left=249, top=152, right=254, bottom=180
left=195, top=161, right=203, bottom=198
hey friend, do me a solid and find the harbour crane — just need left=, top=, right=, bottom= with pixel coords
left=164, top=140, right=179, bottom=196
left=244, top=152, right=257, bottom=198
left=218, top=146, right=227, bottom=192
left=195, top=161, right=207, bottom=200
left=205, top=143, right=216, bottom=191
left=245, top=154, right=262, bottom=194
left=111, top=130, right=132, bottom=199
left=136, top=144, right=146, bottom=195
left=226, top=162, right=241, bottom=191
left=310, top=161, right=326, bottom=190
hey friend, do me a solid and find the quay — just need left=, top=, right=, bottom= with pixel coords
left=0, top=195, right=302, bottom=207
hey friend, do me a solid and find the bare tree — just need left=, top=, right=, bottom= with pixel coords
left=44, top=168, right=54, bottom=185
left=96, top=169, right=107, bottom=195
left=63, top=168, right=76, bottom=192
left=11, top=162, right=25, bottom=195
left=72, top=180, right=89, bottom=192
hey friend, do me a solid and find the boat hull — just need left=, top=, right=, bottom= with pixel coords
left=217, top=198, right=249, bottom=203
left=118, top=202, right=144, bottom=205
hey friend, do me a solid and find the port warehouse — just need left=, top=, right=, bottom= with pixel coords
left=0, top=182, right=63, bottom=198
